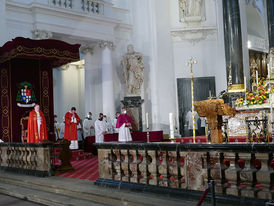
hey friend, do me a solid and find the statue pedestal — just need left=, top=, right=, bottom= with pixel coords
left=121, top=96, right=144, bottom=132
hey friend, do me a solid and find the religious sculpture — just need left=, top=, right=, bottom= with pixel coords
left=268, top=48, right=274, bottom=79
left=121, top=45, right=144, bottom=96
left=179, top=0, right=204, bottom=22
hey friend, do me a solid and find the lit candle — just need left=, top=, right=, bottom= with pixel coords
left=146, top=113, right=149, bottom=129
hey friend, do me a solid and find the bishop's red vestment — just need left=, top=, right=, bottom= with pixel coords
left=27, top=110, right=48, bottom=143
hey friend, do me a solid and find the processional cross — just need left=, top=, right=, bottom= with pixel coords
left=187, top=57, right=197, bottom=143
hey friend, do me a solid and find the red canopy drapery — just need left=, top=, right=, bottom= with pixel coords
left=0, top=37, right=80, bottom=67
left=0, top=37, right=81, bottom=142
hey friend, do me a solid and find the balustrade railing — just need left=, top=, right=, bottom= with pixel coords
left=81, top=0, right=102, bottom=14
left=51, top=0, right=73, bottom=9
left=50, top=0, right=104, bottom=15
left=0, top=142, right=54, bottom=176
left=96, top=143, right=274, bottom=201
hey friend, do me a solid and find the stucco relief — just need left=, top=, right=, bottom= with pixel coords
left=32, top=30, right=53, bottom=40
left=179, top=0, right=205, bottom=23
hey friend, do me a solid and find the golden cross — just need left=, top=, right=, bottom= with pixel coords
left=187, top=57, right=197, bottom=74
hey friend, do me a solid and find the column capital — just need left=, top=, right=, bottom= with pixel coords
left=98, top=40, right=115, bottom=50
left=80, top=45, right=94, bottom=55
left=31, top=29, right=53, bottom=40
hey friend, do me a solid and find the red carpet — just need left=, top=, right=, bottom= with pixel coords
left=56, top=156, right=99, bottom=181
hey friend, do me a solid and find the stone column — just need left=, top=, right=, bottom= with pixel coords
left=267, top=0, right=274, bottom=48
left=80, top=45, right=95, bottom=115
left=223, top=0, right=244, bottom=90
left=99, top=41, right=115, bottom=117
left=0, top=0, right=6, bottom=46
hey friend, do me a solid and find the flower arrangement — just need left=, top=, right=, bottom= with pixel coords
left=236, top=77, right=274, bottom=106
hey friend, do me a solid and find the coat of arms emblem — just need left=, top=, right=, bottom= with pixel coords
left=16, top=81, right=36, bottom=107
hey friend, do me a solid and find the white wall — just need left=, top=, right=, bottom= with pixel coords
left=170, top=0, right=227, bottom=96
left=83, top=47, right=104, bottom=120
left=129, top=0, right=177, bottom=133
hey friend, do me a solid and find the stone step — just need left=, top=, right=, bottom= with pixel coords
left=0, top=171, right=205, bottom=206
left=0, top=176, right=130, bottom=206
left=0, top=181, right=106, bottom=206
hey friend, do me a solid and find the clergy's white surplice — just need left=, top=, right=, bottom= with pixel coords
left=106, top=117, right=113, bottom=133
left=83, top=118, right=94, bottom=138
left=95, top=119, right=107, bottom=143
left=69, top=140, right=78, bottom=150
left=36, top=111, right=42, bottom=137
left=59, top=122, right=65, bottom=139
left=118, top=123, right=132, bottom=142
left=112, top=118, right=119, bottom=133
left=77, top=123, right=83, bottom=141
left=185, top=110, right=199, bottom=130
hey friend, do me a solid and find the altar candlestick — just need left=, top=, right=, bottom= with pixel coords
left=244, top=76, right=247, bottom=103
left=269, top=63, right=273, bottom=125
left=256, top=70, right=259, bottom=93
left=146, top=113, right=149, bottom=129
left=268, top=64, right=271, bottom=87
left=169, top=113, right=174, bottom=140
left=187, top=57, right=197, bottom=143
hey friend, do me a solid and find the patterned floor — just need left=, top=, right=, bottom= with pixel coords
left=56, top=156, right=99, bottom=181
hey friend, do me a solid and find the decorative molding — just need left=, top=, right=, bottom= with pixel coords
left=98, top=40, right=115, bottom=50
left=31, top=29, right=53, bottom=40
left=248, top=34, right=267, bottom=52
left=171, top=27, right=217, bottom=45
left=0, top=68, right=10, bottom=142
left=80, top=45, right=94, bottom=55
left=41, top=70, right=50, bottom=130
left=59, top=60, right=85, bottom=70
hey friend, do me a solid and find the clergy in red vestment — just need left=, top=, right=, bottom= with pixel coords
left=27, top=104, right=48, bottom=143
left=116, top=107, right=132, bottom=142
left=64, top=107, right=80, bottom=149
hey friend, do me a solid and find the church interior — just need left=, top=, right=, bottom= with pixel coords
left=0, top=0, right=274, bottom=205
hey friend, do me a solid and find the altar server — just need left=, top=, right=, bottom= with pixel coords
left=116, top=108, right=132, bottom=142
left=27, top=104, right=48, bottom=143
left=95, top=113, right=107, bottom=143
left=83, top=112, right=94, bottom=138
left=59, top=117, right=65, bottom=139
left=64, top=107, right=80, bottom=149
left=112, top=112, right=120, bottom=133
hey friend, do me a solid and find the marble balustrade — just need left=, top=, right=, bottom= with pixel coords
left=95, top=142, right=274, bottom=200
left=50, top=0, right=104, bottom=14
left=0, top=142, right=54, bottom=177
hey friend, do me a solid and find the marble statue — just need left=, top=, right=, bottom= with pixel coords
left=121, top=45, right=144, bottom=96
